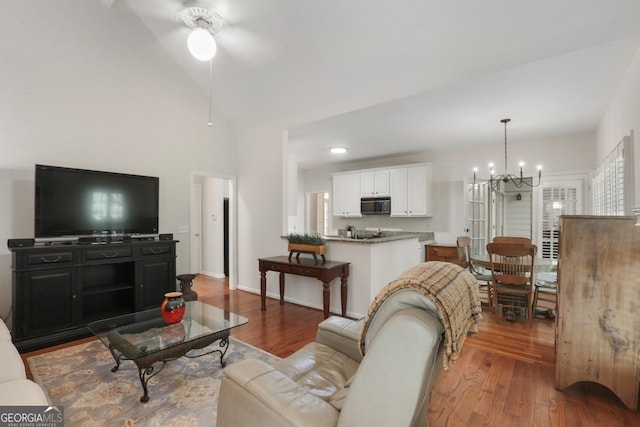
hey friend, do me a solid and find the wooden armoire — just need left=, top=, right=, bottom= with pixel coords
left=556, top=215, right=640, bottom=411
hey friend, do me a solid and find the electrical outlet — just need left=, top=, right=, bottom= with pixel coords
left=177, top=225, right=189, bottom=234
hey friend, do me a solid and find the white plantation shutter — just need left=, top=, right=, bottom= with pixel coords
left=541, top=186, right=577, bottom=260
left=593, top=136, right=633, bottom=215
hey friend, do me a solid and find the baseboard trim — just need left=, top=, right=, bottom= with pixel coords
left=235, top=285, right=362, bottom=319
left=200, top=271, right=227, bottom=279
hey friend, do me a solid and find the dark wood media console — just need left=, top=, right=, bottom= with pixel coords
left=9, top=239, right=178, bottom=352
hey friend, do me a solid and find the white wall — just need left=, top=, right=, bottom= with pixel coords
left=0, top=1, right=237, bottom=320
left=236, top=126, right=284, bottom=293
left=598, top=43, right=640, bottom=207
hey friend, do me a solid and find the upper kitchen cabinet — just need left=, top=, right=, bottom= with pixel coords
left=332, top=172, right=362, bottom=217
left=361, top=169, right=390, bottom=197
left=390, top=164, right=432, bottom=217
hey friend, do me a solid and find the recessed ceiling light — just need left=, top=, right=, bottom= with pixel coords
left=330, top=147, right=348, bottom=154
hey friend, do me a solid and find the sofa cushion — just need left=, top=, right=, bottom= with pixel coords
left=0, top=379, right=49, bottom=405
left=273, top=342, right=359, bottom=409
left=315, top=316, right=363, bottom=363
left=0, top=343, right=27, bottom=382
left=219, top=358, right=339, bottom=427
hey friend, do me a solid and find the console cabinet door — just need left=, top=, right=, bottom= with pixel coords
left=137, top=259, right=175, bottom=310
left=15, top=268, right=78, bottom=339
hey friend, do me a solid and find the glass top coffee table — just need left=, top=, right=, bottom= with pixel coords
left=88, top=301, right=248, bottom=402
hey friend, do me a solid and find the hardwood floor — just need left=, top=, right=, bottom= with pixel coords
left=22, top=275, right=640, bottom=426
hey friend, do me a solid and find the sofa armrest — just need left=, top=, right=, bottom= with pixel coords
left=337, top=308, right=443, bottom=427
left=0, top=380, right=49, bottom=406
left=315, top=316, right=363, bottom=362
left=217, top=359, right=338, bottom=427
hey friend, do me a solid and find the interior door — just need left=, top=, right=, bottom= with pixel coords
left=190, top=183, right=202, bottom=274
left=467, top=183, right=489, bottom=256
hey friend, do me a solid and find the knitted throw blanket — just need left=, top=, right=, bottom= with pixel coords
left=359, top=261, right=482, bottom=371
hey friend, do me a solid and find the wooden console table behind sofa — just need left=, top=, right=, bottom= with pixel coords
left=258, top=256, right=350, bottom=318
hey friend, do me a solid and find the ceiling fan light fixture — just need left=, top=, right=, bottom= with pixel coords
left=180, top=7, right=225, bottom=61
left=187, top=26, right=217, bottom=61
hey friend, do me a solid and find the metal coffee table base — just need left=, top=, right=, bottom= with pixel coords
left=107, top=329, right=231, bottom=403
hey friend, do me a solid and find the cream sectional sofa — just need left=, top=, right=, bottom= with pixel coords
left=217, top=261, right=482, bottom=427
left=0, top=319, right=49, bottom=405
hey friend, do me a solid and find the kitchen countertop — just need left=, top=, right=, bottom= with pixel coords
left=325, top=230, right=434, bottom=244
left=282, top=231, right=434, bottom=244
left=323, top=234, right=420, bottom=244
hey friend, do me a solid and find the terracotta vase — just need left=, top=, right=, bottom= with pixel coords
left=160, top=291, right=186, bottom=325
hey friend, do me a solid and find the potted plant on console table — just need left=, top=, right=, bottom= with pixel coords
left=287, top=233, right=326, bottom=263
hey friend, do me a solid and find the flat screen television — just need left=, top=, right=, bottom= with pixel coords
left=35, top=164, right=159, bottom=240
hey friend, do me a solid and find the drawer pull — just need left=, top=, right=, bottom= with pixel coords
left=101, top=252, right=119, bottom=258
left=40, top=256, right=62, bottom=263
left=150, top=248, right=163, bottom=254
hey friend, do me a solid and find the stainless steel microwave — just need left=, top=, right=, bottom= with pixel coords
left=361, top=197, right=391, bottom=214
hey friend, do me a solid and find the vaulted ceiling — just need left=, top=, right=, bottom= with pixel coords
left=122, top=0, right=640, bottom=168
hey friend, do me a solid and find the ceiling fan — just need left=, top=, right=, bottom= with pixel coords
left=120, top=0, right=281, bottom=67
left=163, top=1, right=282, bottom=67
left=179, top=6, right=225, bottom=61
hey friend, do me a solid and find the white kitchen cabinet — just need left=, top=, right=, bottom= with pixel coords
left=390, top=164, right=431, bottom=217
left=332, top=173, right=362, bottom=217
left=361, top=169, right=390, bottom=197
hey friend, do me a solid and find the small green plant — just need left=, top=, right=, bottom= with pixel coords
left=287, top=233, right=326, bottom=245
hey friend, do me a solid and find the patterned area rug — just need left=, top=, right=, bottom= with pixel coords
left=27, top=337, right=279, bottom=426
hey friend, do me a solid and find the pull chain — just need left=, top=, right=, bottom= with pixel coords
left=208, top=58, right=213, bottom=127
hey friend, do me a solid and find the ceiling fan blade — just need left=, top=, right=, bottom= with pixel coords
left=216, top=25, right=281, bottom=67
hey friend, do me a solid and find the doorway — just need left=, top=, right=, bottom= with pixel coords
left=190, top=172, right=237, bottom=289
left=306, top=192, right=329, bottom=235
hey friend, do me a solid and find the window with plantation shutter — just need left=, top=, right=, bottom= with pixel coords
left=541, top=186, right=577, bottom=259
left=592, top=136, right=633, bottom=216
left=534, top=173, right=586, bottom=261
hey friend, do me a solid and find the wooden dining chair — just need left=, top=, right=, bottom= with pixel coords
left=486, top=242, right=537, bottom=323
left=457, top=236, right=494, bottom=313
left=533, top=280, right=557, bottom=319
left=492, top=236, right=532, bottom=244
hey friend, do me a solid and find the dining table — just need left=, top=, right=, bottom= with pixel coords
left=471, top=255, right=557, bottom=274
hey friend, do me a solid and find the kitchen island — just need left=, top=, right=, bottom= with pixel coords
left=271, top=232, right=432, bottom=317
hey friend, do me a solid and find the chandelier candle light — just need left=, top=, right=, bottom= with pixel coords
left=473, top=118, right=542, bottom=191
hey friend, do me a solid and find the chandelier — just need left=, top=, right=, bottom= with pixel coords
left=473, top=118, right=542, bottom=191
